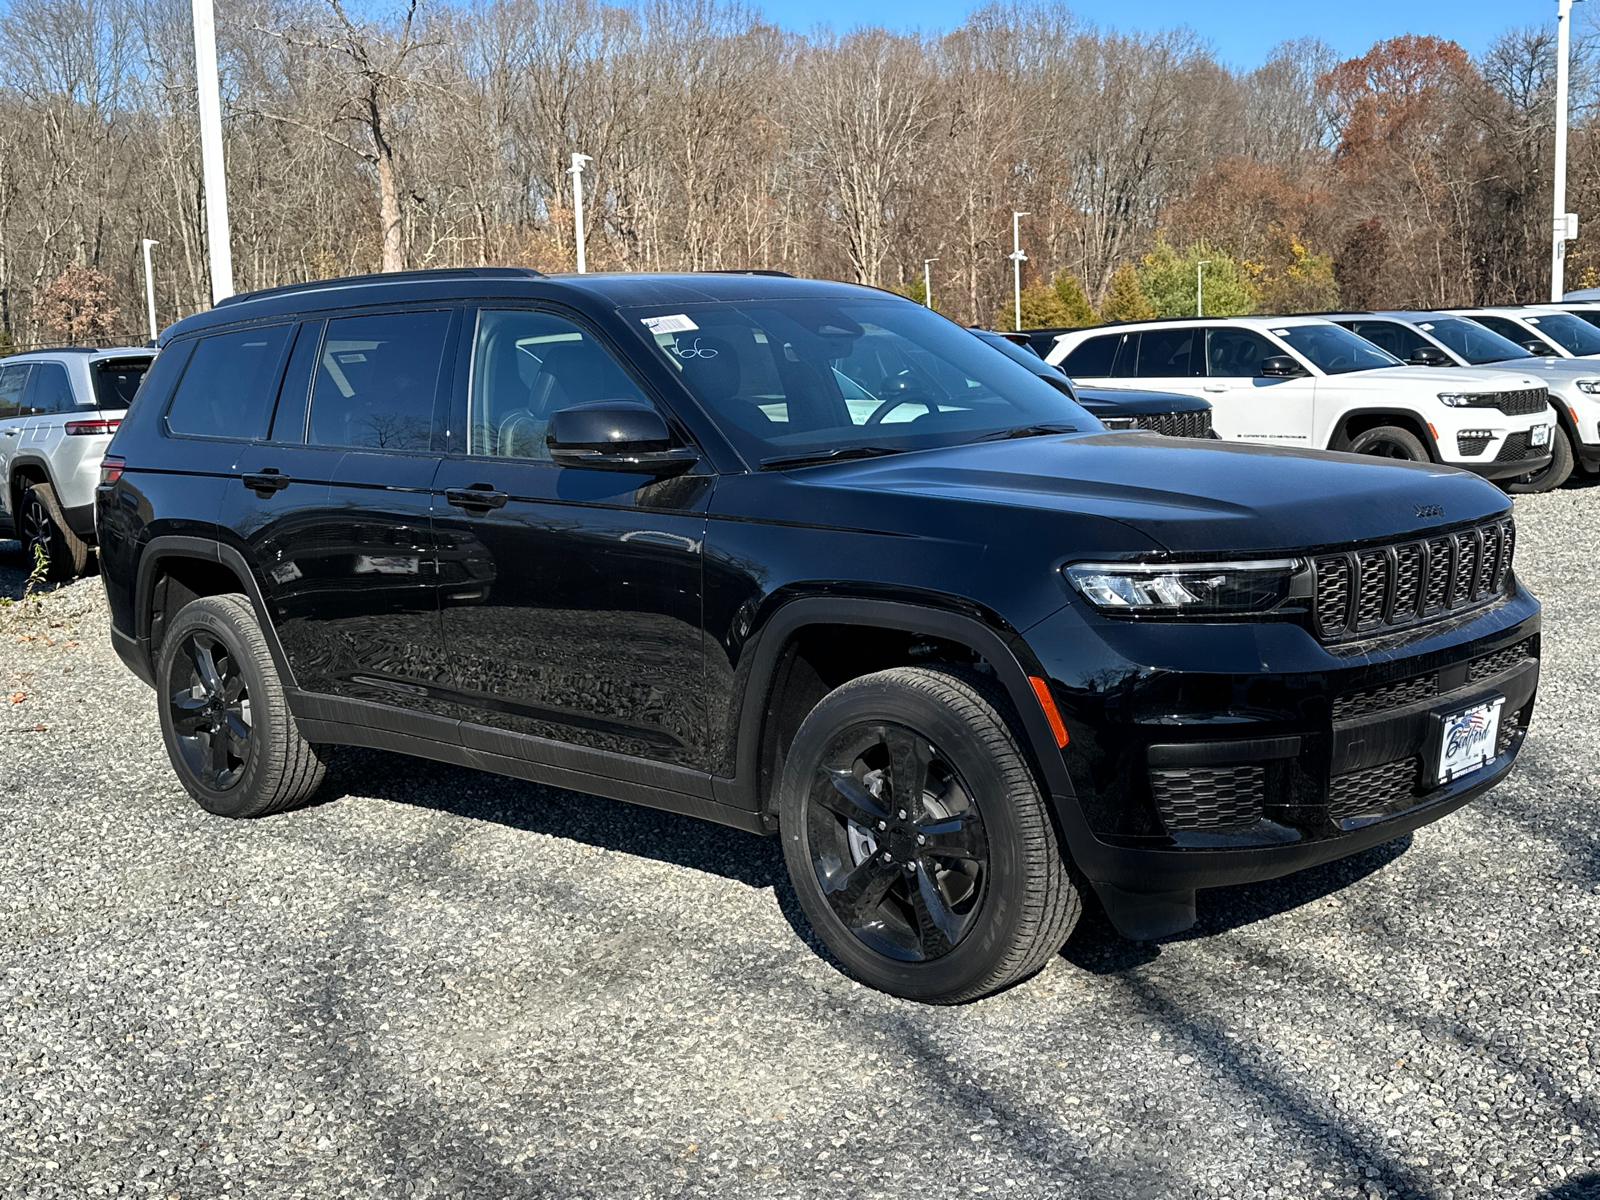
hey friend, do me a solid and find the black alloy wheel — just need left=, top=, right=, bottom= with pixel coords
left=806, top=723, right=990, bottom=962
left=167, top=630, right=254, bottom=792
left=18, top=482, right=89, bottom=580
left=1346, top=425, right=1429, bottom=462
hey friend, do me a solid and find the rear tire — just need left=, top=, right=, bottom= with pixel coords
left=155, top=593, right=329, bottom=818
left=20, top=482, right=90, bottom=580
left=1346, top=425, right=1429, bottom=462
left=777, top=666, right=1081, bottom=1004
left=1505, top=425, right=1574, bottom=493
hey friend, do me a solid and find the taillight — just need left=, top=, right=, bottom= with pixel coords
left=65, top=418, right=121, bottom=436
left=99, top=456, right=125, bottom=486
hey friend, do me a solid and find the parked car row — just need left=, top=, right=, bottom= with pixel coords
left=59, top=267, right=1539, bottom=1004
left=1020, top=304, right=1600, bottom=495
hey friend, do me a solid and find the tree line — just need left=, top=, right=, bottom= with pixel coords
left=2, top=0, right=1597, bottom=349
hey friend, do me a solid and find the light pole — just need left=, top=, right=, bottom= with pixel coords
left=191, top=0, right=232, bottom=302
left=140, top=239, right=159, bottom=341
left=1196, top=259, right=1212, bottom=317
left=1009, top=212, right=1030, bottom=332
left=922, top=257, right=939, bottom=310
left=1552, top=0, right=1583, bottom=301
left=569, top=153, right=592, bottom=274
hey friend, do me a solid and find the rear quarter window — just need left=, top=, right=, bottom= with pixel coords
left=1060, top=334, right=1122, bottom=377
left=166, top=326, right=295, bottom=440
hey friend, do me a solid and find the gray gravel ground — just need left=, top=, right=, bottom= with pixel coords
left=2, top=487, right=1599, bottom=1200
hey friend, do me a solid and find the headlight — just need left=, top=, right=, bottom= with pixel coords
left=1064, top=558, right=1310, bottom=615
left=1437, top=392, right=1497, bottom=407
left=1576, top=380, right=1600, bottom=395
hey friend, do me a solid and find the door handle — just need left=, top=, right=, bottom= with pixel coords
left=445, top=486, right=509, bottom=511
left=1, top=428, right=17, bottom=436
left=242, top=470, right=292, bottom=496
left=1203, top=384, right=1228, bottom=393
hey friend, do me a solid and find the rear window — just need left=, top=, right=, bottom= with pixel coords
left=166, top=326, right=295, bottom=439
left=308, top=310, right=451, bottom=451
left=1059, top=334, right=1123, bottom=377
left=93, top=357, right=152, bottom=409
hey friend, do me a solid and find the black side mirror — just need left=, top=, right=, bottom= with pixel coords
left=1409, top=346, right=1450, bottom=366
left=1521, top=339, right=1549, bottom=355
left=547, top=401, right=699, bottom=475
left=1258, top=356, right=1304, bottom=378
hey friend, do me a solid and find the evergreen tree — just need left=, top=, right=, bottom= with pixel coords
left=1138, top=236, right=1254, bottom=318
left=992, top=281, right=1076, bottom=331
left=1098, top=264, right=1155, bottom=322
left=1051, top=273, right=1096, bottom=325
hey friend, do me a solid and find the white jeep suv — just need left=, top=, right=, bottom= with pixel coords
left=1, top=346, right=153, bottom=579
left=1327, top=310, right=1597, bottom=492
left=1045, top=316, right=1554, bottom=481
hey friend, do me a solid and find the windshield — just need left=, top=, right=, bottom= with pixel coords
left=1413, top=316, right=1531, bottom=364
left=1523, top=312, right=1600, bottom=355
left=1270, top=323, right=1404, bottom=374
left=628, top=298, right=1097, bottom=463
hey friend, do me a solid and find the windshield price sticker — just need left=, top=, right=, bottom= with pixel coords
left=642, top=313, right=698, bottom=335
left=1435, top=697, right=1504, bottom=785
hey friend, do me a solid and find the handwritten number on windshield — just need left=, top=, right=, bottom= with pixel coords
left=671, top=338, right=718, bottom=359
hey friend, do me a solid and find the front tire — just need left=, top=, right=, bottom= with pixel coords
left=1346, top=425, right=1429, bottom=462
left=778, top=666, right=1081, bottom=1004
left=1505, top=425, right=1574, bottom=493
left=155, top=594, right=329, bottom=818
left=20, top=482, right=90, bottom=580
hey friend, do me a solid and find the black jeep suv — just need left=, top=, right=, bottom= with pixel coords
left=97, top=268, right=1540, bottom=1003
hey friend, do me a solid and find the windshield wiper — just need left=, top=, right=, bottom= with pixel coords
left=758, top=446, right=907, bottom=471
left=970, top=422, right=1079, bottom=442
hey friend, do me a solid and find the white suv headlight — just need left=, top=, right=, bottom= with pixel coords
left=1575, top=380, right=1600, bottom=395
left=1064, top=559, right=1310, bottom=615
left=1437, top=392, right=1497, bottom=407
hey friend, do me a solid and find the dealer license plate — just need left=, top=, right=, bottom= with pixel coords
left=1532, top=424, right=1551, bottom=447
left=1434, top=698, right=1504, bottom=785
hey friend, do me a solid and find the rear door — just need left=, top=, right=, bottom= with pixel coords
left=1202, top=326, right=1317, bottom=446
left=0, top=364, right=34, bottom=520
left=1124, top=327, right=1205, bottom=398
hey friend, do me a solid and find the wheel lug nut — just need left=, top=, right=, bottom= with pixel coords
left=877, top=820, right=887, bottom=831
left=897, top=809, right=907, bottom=820
left=881, top=852, right=893, bottom=863
left=916, top=834, right=926, bottom=845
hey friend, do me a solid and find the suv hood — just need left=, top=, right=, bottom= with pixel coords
left=806, top=433, right=1510, bottom=555
left=1075, top=385, right=1210, bottom=416
left=1334, top=365, right=1546, bottom=392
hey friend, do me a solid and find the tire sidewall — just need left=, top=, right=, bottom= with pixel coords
left=1506, top=425, right=1574, bottom=494
left=1348, top=426, right=1427, bottom=462
left=155, top=599, right=281, bottom=818
left=778, top=674, right=1036, bottom=1002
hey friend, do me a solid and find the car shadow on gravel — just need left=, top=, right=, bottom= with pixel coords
left=1537, top=1175, right=1600, bottom=1198
left=0, top=537, right=27, bottom=597
left=1061, top=834, right=1414, bottom=974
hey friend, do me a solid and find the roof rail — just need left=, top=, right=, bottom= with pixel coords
left=215, top=265, right=547, bottom=308
left=702, top=269, right=795, bottom=277
left=13, top=345, right=100, bottom=354
left=1282, top=310, right=1372, bottom=317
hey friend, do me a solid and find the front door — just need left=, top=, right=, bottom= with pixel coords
left=433, top=306, right=711, bottom=771
left=1201, top=327, right=1317, bottom=446
left=0, top=364, right=34, bottom=527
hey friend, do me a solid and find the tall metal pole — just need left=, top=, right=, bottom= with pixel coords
left=191, top=0, right=232, bottom=302
left=923, top=257, right=938, bottom=309
left=1553, top=0, right=1577, bottom=301
left=1196, top=259, right=1212, bottom=318
left=141, top=239, right=159, bottom=341
left=1009, top=212, right=1030, bottom=332
left=570, top=153, right=592, bottom=274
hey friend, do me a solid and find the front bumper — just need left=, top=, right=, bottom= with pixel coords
left=1026, top=589, right=1540, bottom=938
left=1453, top=453, right=1553, bottom=481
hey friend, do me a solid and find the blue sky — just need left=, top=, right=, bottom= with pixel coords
left=753, top=0, right=1562, bottom=69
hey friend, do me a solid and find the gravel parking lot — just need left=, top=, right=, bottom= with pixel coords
left=2, top=489, right=1598, bottom=1200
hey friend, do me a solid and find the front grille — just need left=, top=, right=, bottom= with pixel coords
left=1313, top=517, right=1515, bottom=642
left=1468, top=638, right=1535, bottom=682
left=1328, top=757, right=1420, bottom=821
left=1135, top=409, right=1213, bottom=439
left=1150, top=765, right=1263, bottom=831
left=1332, top=673, right=1439, bottom=721
left=1486, top=387, right=1549, bottom=416
left=1457, top=433, right=1492, bottom=456
left=1495, top=432, right=1533, bottom=462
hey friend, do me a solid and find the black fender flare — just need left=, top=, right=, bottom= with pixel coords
left=1329, top=408, right=1442, bottom=461
left=721, top=594, right=1081, bottom=831
left=131, top=534, right=299, bottom=691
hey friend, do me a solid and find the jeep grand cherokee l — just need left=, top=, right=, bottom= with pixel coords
left=97, top=268, right=1540, bottom=1003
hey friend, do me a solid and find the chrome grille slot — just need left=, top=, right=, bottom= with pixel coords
left=1423, top=537, right=1452, bottom=611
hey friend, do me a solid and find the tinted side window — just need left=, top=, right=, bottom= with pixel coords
left=1059, top=334, right=1121, bottom=377
left=1205, top=328, right=1278, bottom=377
left=1472, top=315, right=1543, bottom=347
left=0, top=365, right=33, bottom=419
left=26, top=363, right=76, bottom=415
left=469, top=309, right=650, bottom=460
left=1346, top=321, right=1427, bottom=359
left=166, top=325, right=295, bottom=439
left=309, top=310, right=451, bottom=452
left=1134, top=328, right=1198, bottom=377
left=268, top=322, right=323, bottom=443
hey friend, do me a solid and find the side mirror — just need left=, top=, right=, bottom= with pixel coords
left=1258, top=356, right=1304, bottom=378
left=1409, top=346, right=1450, bottom=366
left=1521, top=339, right=1549, bottom=355
left=546, top=401, right=699, bottom=475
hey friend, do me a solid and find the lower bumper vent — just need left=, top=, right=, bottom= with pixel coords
left=1327, top=757, right=1420, bottom=821
left=1151, top=765, right=1264, bottom=832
